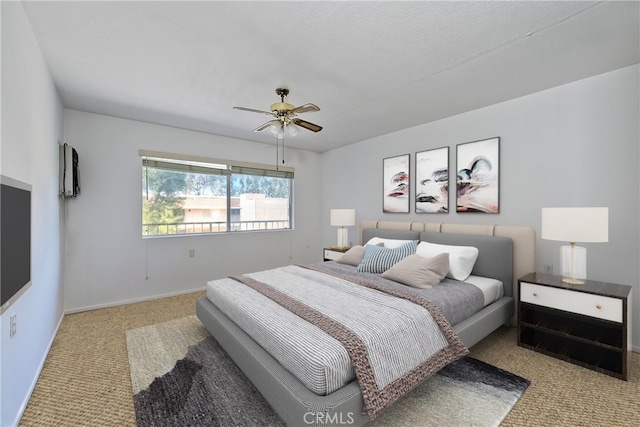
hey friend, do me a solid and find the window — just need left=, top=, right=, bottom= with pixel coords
left=140, top=151, right=293, bottom=237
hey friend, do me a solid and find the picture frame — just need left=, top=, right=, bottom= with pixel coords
left=383, top=154, right=410, bottom=213
left=415, top=147, right=449, bottom=213
left=456, top=137, right=500, bottom=213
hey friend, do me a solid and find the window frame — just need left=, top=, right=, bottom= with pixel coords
left=140, top=150, right=294, bottom=238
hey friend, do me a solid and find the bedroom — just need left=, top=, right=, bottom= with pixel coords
left=1, top=1, right=638, bottom=426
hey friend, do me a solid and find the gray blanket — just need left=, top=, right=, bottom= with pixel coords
left=229, top=264, right=469, bottom=420
left=317, top=261, right=485, bottom=325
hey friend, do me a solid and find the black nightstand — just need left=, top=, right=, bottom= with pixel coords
left=517, top=272, right=632, bottom=380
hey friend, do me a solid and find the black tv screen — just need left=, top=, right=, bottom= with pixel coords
left=1, top=175, right=31, bottom=312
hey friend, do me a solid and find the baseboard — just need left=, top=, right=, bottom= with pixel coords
left=64, top=286, right=206, bottom=314
left=14, top=311, right=65, bottom=426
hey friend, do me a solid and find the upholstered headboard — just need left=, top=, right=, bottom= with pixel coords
left=361, top=228, right=513, bottom=297
left=360, top=220, right=536, bottom=302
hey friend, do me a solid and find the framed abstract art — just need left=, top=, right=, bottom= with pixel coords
left=415, top=147, right=449, bottom=213
left=383, top=154, right=410, bottom=213
left=456, top=137, right=500, bottom=213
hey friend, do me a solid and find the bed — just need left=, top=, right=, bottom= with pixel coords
left=196, top=220, right=535, bottom=426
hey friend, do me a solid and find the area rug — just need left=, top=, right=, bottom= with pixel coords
left=126, top=316, right=530, bottom=427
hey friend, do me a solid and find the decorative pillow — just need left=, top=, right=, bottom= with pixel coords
left=336, top=243, right=384, bottom=266
left=381, top=253, right=450, bottom=289
left=336, top=245, right=366, bottom=266
left=416, top=241, right=479, bottom=281
left=356, top=240, right=418, bottom=274
left=365, top=237, right=415, bottom=249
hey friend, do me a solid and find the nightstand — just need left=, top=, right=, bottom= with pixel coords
left=323, top=247, right=350, bottom=261
left=517, top=272, right=632, bottom=380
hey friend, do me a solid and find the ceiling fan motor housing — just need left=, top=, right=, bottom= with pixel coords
left=270, top=101, right=295, bottom=113
left=272, top=88, right=294, bottom=113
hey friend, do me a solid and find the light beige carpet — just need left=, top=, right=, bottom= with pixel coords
left=19, top=290, right=640, bottom=426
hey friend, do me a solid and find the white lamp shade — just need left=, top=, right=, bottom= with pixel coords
left=541, top=207, right=608, bottom=243
left=330, top=209, right=355, bottom=227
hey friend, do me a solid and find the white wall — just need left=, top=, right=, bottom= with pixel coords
left=0, top=2, right=65, bottom=426
left=321, top=65, right=640, bottom=350
left=62, top=110, right=323, bottom=312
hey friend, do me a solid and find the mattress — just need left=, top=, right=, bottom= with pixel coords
left=206, top=262, right=493, bottom=396
left=465, top=274, right=504, bottom=307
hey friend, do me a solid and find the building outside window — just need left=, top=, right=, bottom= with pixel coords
left=141, top=151, right=293, bottom=236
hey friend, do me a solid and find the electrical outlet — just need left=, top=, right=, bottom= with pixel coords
left=545, top=265, right=554, bottom=274
left=10, top=314, right=16, bottom=338
left=188, top=249, right=195, bottom=258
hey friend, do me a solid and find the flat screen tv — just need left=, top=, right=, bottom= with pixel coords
left=1, top=175, right=31, bottom=314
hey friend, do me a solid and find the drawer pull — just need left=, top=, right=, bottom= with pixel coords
left=596, top=304, right=602, bottom=310
left=532, top=292, right=538, bottom=297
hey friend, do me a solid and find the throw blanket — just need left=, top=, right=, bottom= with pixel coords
left=230, top=265, right=468, bottom=420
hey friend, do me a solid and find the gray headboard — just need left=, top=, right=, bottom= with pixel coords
left=361, top=228, right=514, bottom=297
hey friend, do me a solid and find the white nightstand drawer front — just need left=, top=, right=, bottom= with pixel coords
left=521, top=282, right=622, bottom=323
left=324, top=249, right=345, bottom=261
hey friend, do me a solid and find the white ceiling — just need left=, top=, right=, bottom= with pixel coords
left=21, top=1, right=639, bottom=152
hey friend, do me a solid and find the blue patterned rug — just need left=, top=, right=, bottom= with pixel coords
left=126, top=317, right=529, bottom=427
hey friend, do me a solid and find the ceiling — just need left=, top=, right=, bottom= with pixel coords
left=21, top=1, right=639, bottom=152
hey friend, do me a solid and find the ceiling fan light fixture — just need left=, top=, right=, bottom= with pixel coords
left=269, top=122, right=281, bottom=135
left=286, top=123, right=299, bottom=137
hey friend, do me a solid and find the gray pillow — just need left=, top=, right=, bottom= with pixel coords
left=336, top=245, right=366, bottom=266
left=336, top=243, right=384, bottom=266
left=381, top=253, right=450, bottom=288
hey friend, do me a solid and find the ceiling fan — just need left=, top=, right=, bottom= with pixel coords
left=234, top=88, right=323, bottom=136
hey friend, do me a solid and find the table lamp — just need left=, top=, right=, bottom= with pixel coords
left=541, top=207, right=608, bottom=284
left=330, top=209, right=355, bottom=249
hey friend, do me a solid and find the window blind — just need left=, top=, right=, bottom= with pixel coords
left=139, top=150, right=294, bottom=178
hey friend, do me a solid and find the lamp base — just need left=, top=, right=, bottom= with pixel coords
left=560, top=245, right=586, bottom=283
left=337, top=227, right=349, bottom=248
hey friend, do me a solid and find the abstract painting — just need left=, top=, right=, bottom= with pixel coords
left=383, top=154, right=410, bottom=213
left=456, top=137, right=500, bottom=213
left=415, top=147, right=449, bottom=213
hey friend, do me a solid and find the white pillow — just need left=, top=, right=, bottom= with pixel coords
left=365, top=237, right=414, bottom=249
left=416, top=241, right=479, bottom=281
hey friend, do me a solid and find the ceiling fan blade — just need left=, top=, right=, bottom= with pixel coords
left=291, top=103, right=320, bottom=114
left=234, top=106, right=273, bottom=115
left=293, top=118, right=323, bottom=132
left=253, top=120, right=280, bottom=132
